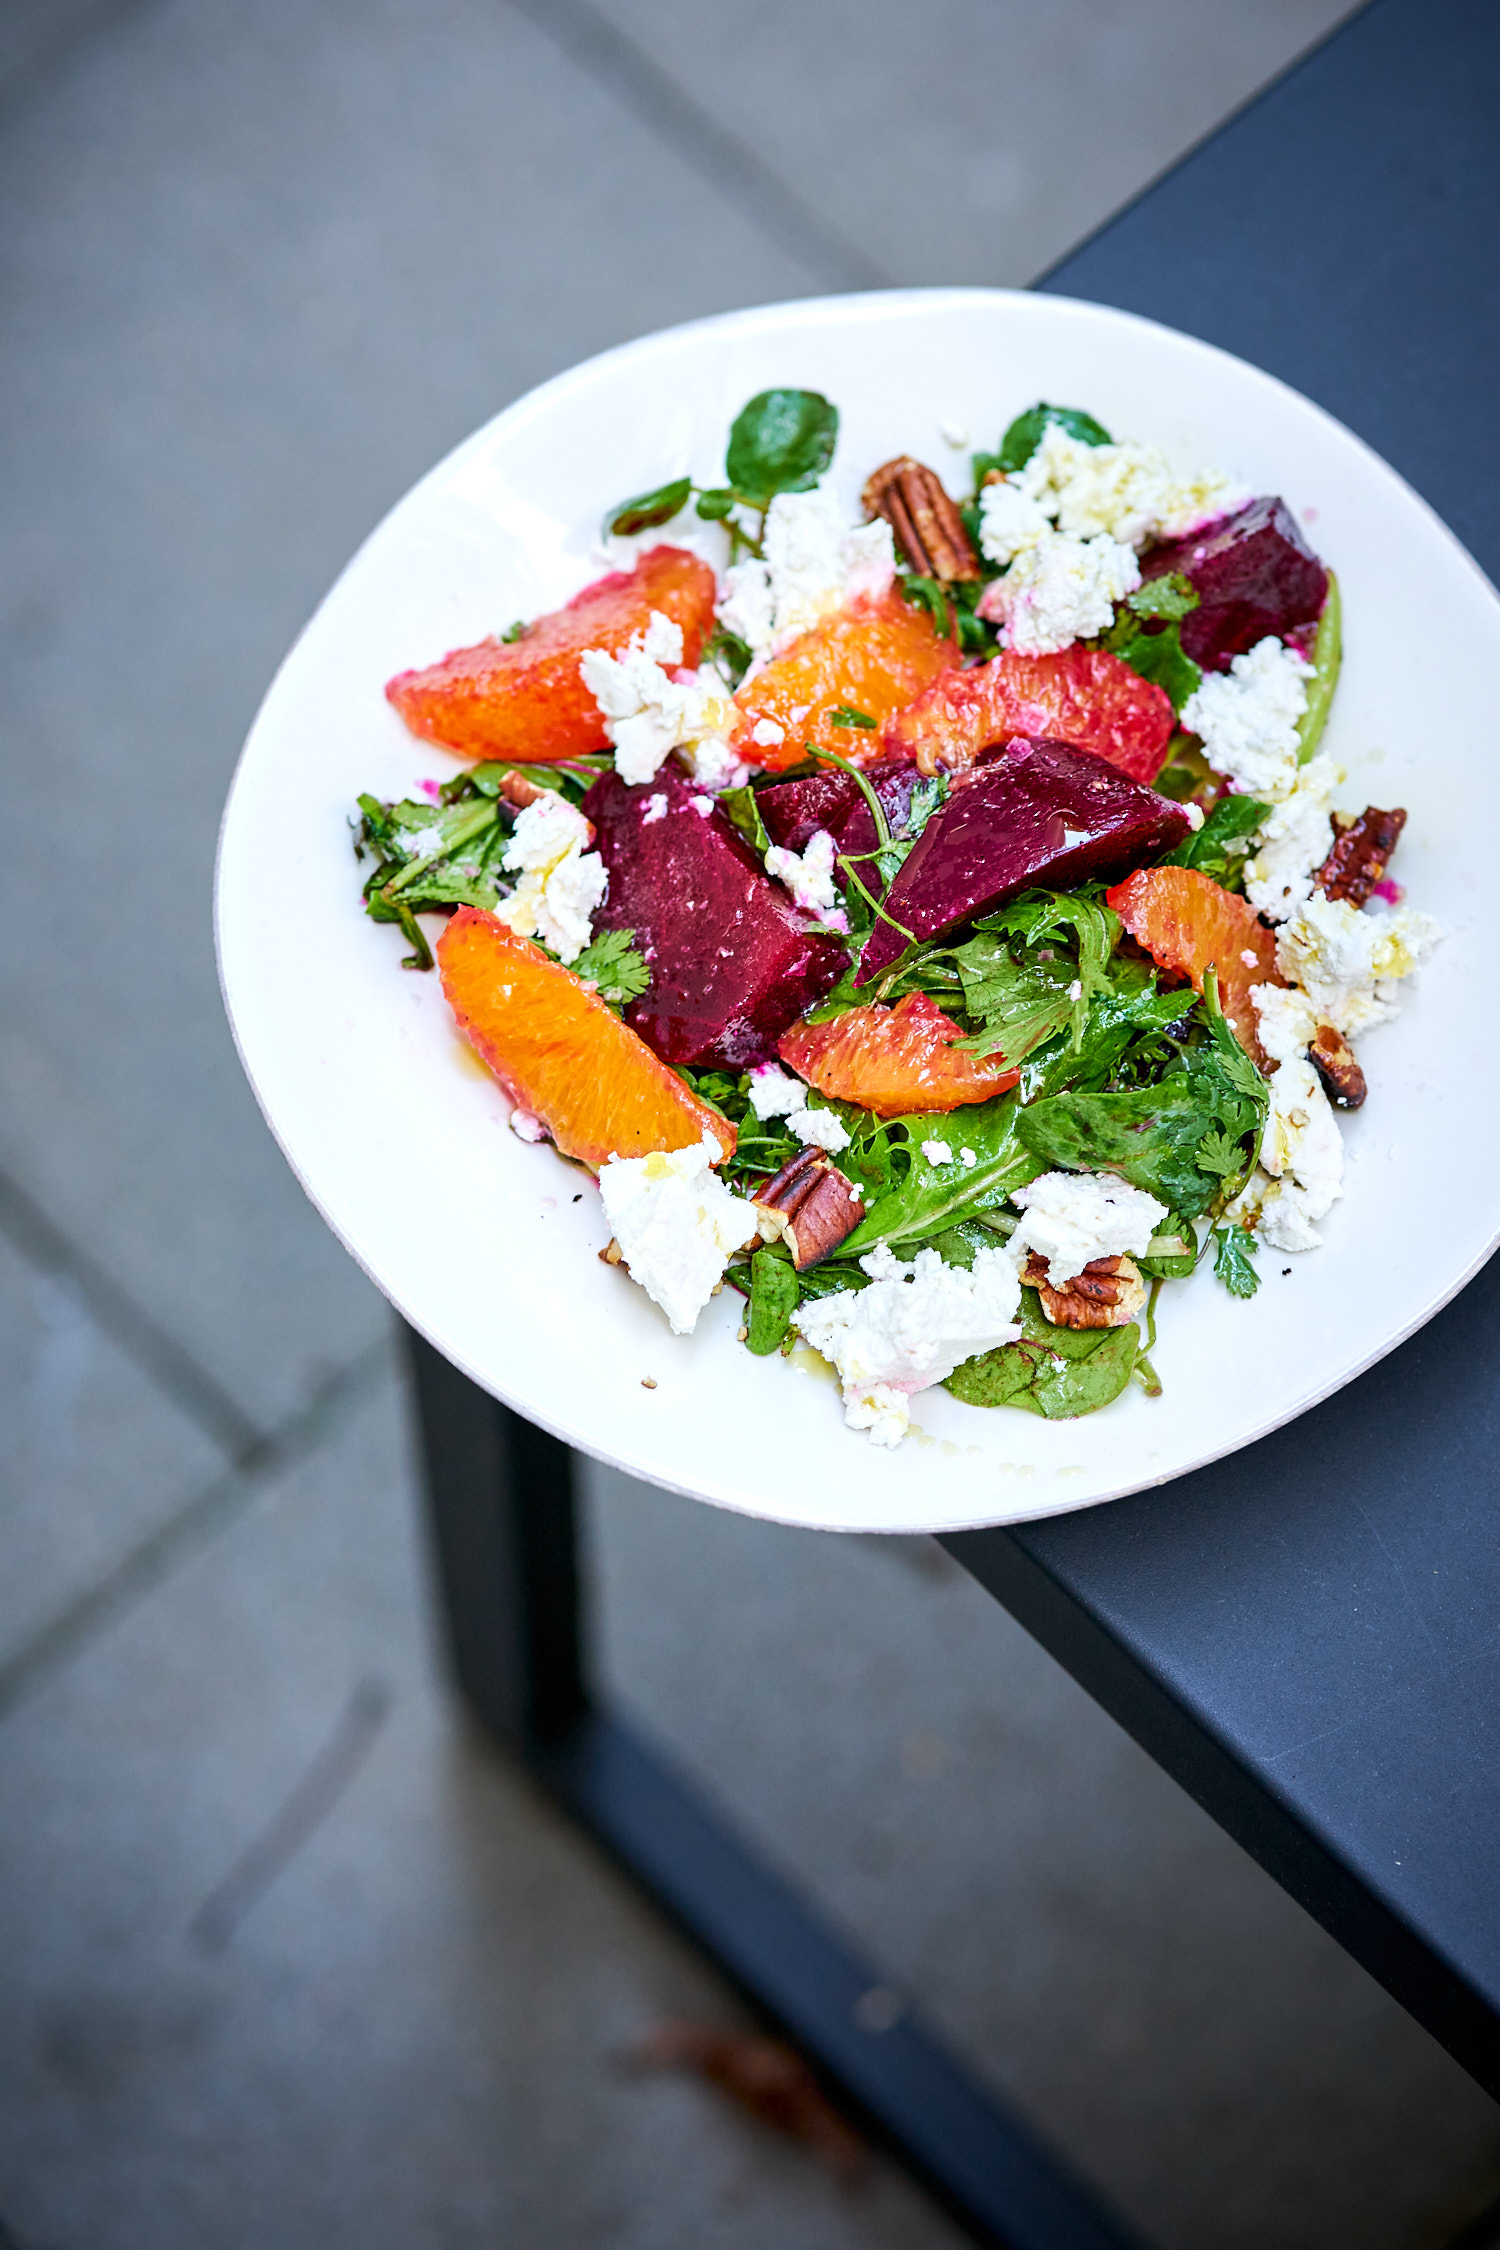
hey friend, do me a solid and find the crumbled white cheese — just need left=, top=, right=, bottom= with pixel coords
left=1009, top=1170, right=1167, bottom=1284
left=1242, top=754, right=1342, bottom=922
left=751, top=717, right=785, bottom=747
left=716, top=485, right=896, bottom=660
left=393, top=823, right=444, bottom=862
left=1184, top=802, right=1205, bottom=831
left=1230, top=1054, right=1345, bottom=1254
left=597, top=1135, right=759, bottom=1336
left=1276, top=893, right=1441, bottom=1037
left=642, top=793, right=668, bottom=826
left=765, top=829, right=847, bottom=929
left=493, top=794, right=607, bottom=964
left=976, top=480, right=1052, bottom=567
left=1180, top=637, right=1310, bottom=801
left=959, top=1148, right=977, bottom=1170
left=1249, top=982, right=1319, bottom=1067
left=681, top=733, right=750, bottom=792
left=744, top=1060, right=851, bottom=1153
left=976, top=530, right=1140, bottom=656
left=940, top=417, right=970, bottom=448
left=579, top=612, right=738, bottom=787
left=1011, top=422, right=1241, bottom=548
left=921, top=1138, right=953, bottom=1166
left=793, top=1243, right=1023, bottom=1449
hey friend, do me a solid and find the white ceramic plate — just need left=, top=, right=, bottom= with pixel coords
left=216, top=287, right=1495, bottom=1535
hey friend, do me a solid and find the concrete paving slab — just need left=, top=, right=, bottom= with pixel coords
left=587, top=1463, right=1500, bottom=2250
left=0, top=0, right=824, bottom=1430
left=0, top=1230, right=225, bottom=1669
left=592, top=0, right=1359, bottom=289
left=0, top=1369, right=964, bottom=2250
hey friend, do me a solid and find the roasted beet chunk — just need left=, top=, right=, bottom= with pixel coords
left=582, top=769, right=848, bottom=1068
left=758, top=756, right=924, bottom=876
left=1140, top=496, right=1328, bottom=673
left=856, top=737, right=1190, bottom=983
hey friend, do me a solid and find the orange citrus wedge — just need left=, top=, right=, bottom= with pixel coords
left=779, top=992, right=1020, bottom=1119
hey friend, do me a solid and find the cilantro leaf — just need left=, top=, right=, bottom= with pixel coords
left=1213, top=1224, right=1261, bottom=1297
left=992, top=403, right=1112, bottom=476
left=1195, top=1128, right=1243, bottom=1177
left=725, top=389, right=839, bottom=506
left=1126, top=572, right=1199, bottom=622
left=571, top=928, right=651, bottom=1007
left=603, top=476, right=692, bottom=539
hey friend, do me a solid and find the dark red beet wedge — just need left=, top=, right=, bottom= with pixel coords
left=855, top=737, right=1191, bottom=984
left=758, top=756, right=923, bottom=876
left=582, top=769, right=848, bottom=1068
left=1140, top=496, right=1327, bottom=673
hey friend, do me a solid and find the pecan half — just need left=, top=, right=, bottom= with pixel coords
left=862, top=456, right=981, bottom=583
left=1307, top=1022, right=1367, bottom=1109
left=1022, top=1252, right=1147, bottom=1331
left=752, top=1147, right=865, bottom=1269
left=1315, top=805, right=1406, bottom=907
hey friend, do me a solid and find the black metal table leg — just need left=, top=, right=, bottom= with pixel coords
left=403, top=1324, right=1148, bottom=2250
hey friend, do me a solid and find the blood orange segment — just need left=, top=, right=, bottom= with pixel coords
left=387, top=546, right=717, bottom=765
left=733, top=589, right=958, bottom=772
left=882, top=647, right=1175, bottom=785
left=779, top=992, right=1020, bottom=1120
left=1105, top=865, right=1282, bottom=1059
left=437, top=907, right=734, bottom=1168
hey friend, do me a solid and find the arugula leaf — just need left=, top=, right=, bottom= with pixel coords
left=725, top=390, right=839, bottom=506
left=1297, top=569, right=1341, bottom=764
left=946, top=1290, right=1139, bottom=1418
left=1014, top=1078, right=1229, bottom=1216
left=897, top=573, right=994, bottom=652
left=457, top=758, right=608, bottom=808
left=603, top=475, right=692, bottom=539
left=991, top=403, right=1112, bottom=477
left=1158, top=793, right=1268, bottom=888
left=1018, top=978, right=1193, bottom=1103
left=720, top=783, right=771, bottom=856
left=570, top=928, right=651, bottom=1007
left=1125, top=572, right=1199, bottom=622
left=828, top=706, right=876, bottom=729
left=746, top=1249, right=800, bottom=1355
left=954, top=891, right=1120, bottom=1058
left=1213, top=1224, right=1261, bottom=1297
left=837, top=1096, right=1044, bottom=1259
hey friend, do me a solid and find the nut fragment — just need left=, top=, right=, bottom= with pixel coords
left=752, top=1147, right=865, bottom=1270
left=599, top=1237, right=624, bottom=1265
left=1315, top=805, right=1406, bottom=907
left=1307, top=1022, right=1367, bottom=1109
left=1021, top=1252, right=1147, bottom=1330
left=862, top=456, right=981, bottom=583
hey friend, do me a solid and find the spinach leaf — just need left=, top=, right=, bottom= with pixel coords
left=603, top=475, right=692, bottom=539
left=694, top=487, right=739, bottom=522
left=946, top=1290, right=1139, bottom=1418
left=1213, top=1224, right=1261, bottom=1298
left=1158, top=793, right=1268, bottom=888
left=746, top=1249, right=800, bottom=1355
left=987, top=403, right=1112, bottom=478
left=725, top=389, right=839, bottom=506
left=570, top=928, right=651, bottom=1007
left=1297, top=569, right=1341, bottom=764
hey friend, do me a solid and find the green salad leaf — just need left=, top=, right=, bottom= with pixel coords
left=1158, top=793, right=1269, bottom=889
left=720, top=783, right=771, bottom=856
left=980, top=402, right=1113, bottom=481
left=834, top=1096, right=1044, bottom=1261
left=945, top=1289, right=1139, bottom=1418
left=570, top=928, right=651, bottom=1007
left=1213, top=1224, right=1261, bottom=1298
left=726, top=389, right=839, bottom=506
left=602, top=475, right=692, bottom=540
left=746, top=1249, right=800, bottom=1356
left=953, top=890, right=1121, bottom=1060
left=1126, top=571, right=1199, bottom=622
left=1297, top=569, right=1342, bottom=764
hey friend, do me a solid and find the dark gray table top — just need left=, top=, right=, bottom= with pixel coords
left=946, top=0, right=1500, bottom=2099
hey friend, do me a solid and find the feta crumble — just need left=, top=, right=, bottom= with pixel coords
left=642, top=793, right=668, bottom=826
left=977, top=530, right=1140, bottom=656
left=1229, top=1044, right=1344, bottom=1253
left=1275, top=893, right=1441, bottom=1038
left=921, top=1138, right=953, bottom=1166
left=764, top=829, right=848, bottom=929
left=1242, top=755, right=1342, bottom=922
left=1008, top=1170, right=1167, bottom=1284
left=745, top=1061, right=852, bottom=1155
left=717, top=485, right=896, bottom=661
left=793, top=1243, right=1023, bottom=1449
left=579, top=612, right=738, bottom=787
left=1180, top=637, right=1310, bottom=801
left=492, top=794, right=607, bottom=964
left=598, top=1136, right=759, bottom=1336
left=1010, top=422, right=1241, bottom=549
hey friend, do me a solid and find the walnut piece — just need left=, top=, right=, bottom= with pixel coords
left=862, top=456, right=981, bottom=583
left=1307, top=1022, right=1367, bottom=1110
left=752, top=1147, right=865, bottom=1270
left=1022, top=1252, right=1147, bottom=1330
left=1315, top=805, right=1406, bottom=907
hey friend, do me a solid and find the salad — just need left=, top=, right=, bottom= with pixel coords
left=354, top=389, right=1438, bottom=1449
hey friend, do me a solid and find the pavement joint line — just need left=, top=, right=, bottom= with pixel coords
left=503, top=0, right=890, bottom=295
left=189, top=1675, right=394, bottom=1952
left=0, top=0, right=156, bottom=117
left=0, top=1161, right=264, bottom=1463
left=0, top=1332, right=394, bottom=1727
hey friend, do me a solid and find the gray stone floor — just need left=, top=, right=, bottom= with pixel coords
left=3, top=0, right=1499, bottom=2245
